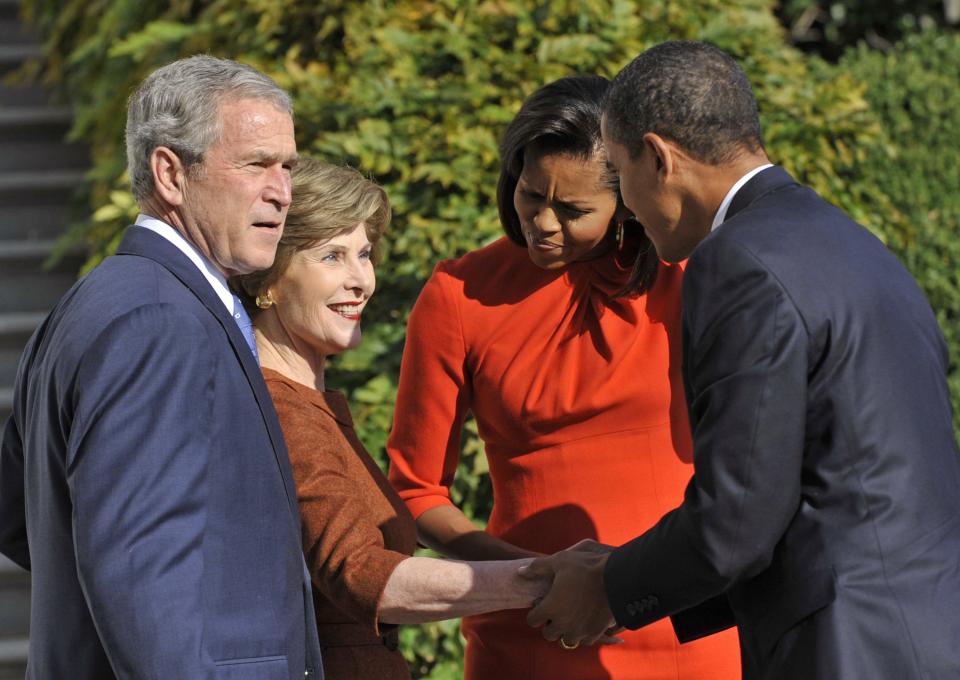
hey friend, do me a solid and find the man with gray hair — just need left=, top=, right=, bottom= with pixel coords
left=0, top=55, right=323, bottom=678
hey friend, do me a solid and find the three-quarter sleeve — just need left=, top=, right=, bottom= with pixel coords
left=270, top=381, right=408, bottom=635
left=387, top=263, right=473, bottom=518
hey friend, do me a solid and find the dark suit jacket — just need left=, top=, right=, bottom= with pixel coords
left=604, top=167, right=960, bottom=679
left=0, top=226, right=323, bottom=679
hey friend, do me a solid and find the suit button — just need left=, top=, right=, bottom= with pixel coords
left=626, top=602, right=638, bottom=617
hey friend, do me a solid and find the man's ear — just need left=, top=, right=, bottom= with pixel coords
left=150, top=146, right=188, bottom=207
left=643, top=132, right=674, bottom=180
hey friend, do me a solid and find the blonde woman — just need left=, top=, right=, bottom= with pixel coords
left=237, top=158, right=548, bottom=679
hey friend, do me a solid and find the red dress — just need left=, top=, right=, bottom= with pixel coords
left=387, top=237, right=740, bottom=679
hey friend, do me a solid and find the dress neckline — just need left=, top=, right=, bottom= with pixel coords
left=261, top=366, right=353, bottom=427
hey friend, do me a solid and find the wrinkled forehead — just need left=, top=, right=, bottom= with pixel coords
left=207, top=97, right=296, bottom=156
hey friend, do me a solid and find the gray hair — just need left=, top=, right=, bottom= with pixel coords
left=125, top=55, right=293, bottom=201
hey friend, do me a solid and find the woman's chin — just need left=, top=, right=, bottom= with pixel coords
left=527, top=248, right=568, bottom=270
left=313, top=329, right=362, bottom=357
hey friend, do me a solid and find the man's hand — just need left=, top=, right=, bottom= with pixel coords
left=518, top=541, right=619, bottom=648
left=567, top=538, right=615, bottom=555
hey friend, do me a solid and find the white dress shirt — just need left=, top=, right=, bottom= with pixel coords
left=710, top=163, right=773, bottom=232
left=135, top=214, right=234, bottom=314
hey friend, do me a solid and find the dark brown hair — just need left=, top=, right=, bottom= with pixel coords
left=496, top=75, right=658, bottom=296
left=604, top=40, right=764, bottom=163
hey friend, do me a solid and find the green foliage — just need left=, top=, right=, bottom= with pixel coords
left=841, top=28, right=960, bottom=433
left=17, top=0, right=958, bottom=675
left=776, top=0, right=948, bottom=59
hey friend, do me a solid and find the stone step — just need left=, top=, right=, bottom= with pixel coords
left=0, top=203, right=74, bottom=241
left=0, top=139, right=88, bottom=173
left=0, top=311, right=45, bottom=386
left=0, top=256, right=78, bottom=313
left=0, top=556, right=28, bottom=580
left=0, top=238, right=84, bottom=261
left=0, top=311, right=47, bottom=386
left=0, top=169, right=84, bottom=207
left=0, top=239, right=86, bottom=278
left=0, top=12, right=34, bottom=45
left=0, top=82, right=50, bottom=108
left=0, top=44, right=41, bottom=76
left=0, top=238, right=57, bottom=259
left=0, top=0, right=22, bottom=22
left=0, top=386, right=11, bottom=425
left=0, top=241, right=79, bottom=388
left=0, top=576, right=30, bottom=639
left=0, top=106, right=71, bottom=127
left=0, top=107, right=87, bottom=176
left=0, top=311, right=45, bottom=335
left=0, top=637, right=28, bottom=680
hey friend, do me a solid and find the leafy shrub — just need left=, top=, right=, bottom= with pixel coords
left=17, top=0, right=954, bottom=675
left=776, top=0, right=948, bottom=59
left=841, top=28, right=960, bottom=433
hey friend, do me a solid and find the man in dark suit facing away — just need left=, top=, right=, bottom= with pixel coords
left=521, top=41, right=960, bottom=679
left=0, top=56, right=322, bottom=679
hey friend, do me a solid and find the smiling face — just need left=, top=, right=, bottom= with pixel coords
left=270, top=223, right=375, bottom=358
left=180, top=97, right=297, bottom=277
left=513, top=149, right=620, bottom=269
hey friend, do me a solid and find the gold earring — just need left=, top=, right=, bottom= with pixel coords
left=255, top=292, right=275, bottom=309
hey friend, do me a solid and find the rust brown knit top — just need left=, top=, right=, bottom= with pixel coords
left=263, top=367, right=417, bottom=680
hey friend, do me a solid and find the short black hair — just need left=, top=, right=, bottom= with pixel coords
left=604, top=41, right=763, bottom=164
left=497, top=75, right=658, bottom=296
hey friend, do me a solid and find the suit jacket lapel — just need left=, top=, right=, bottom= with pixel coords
left=725, top=165, right=797, bottom=223
left=115, top=226, right=301, bottom=519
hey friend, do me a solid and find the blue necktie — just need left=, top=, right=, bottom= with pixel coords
left=231, top=294, right=260, bottom=364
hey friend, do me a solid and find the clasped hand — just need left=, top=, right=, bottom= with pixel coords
left=518, top=539, right=622, bottom=648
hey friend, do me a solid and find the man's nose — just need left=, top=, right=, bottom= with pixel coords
left=264, top=166, right=292, bottom=208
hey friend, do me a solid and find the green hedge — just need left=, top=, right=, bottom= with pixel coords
left=17, top=1, right=957, bottom=676
left=841, top=28, right=960, bottom=435
left=776, top=0, right=948, bottom=59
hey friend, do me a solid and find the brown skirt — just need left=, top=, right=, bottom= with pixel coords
left=317, top=622, right=410, bottom=680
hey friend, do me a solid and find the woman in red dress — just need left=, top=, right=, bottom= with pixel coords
left=387, top=76, right=741, bottom=679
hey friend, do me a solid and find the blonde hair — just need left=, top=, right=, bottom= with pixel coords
left=238, top=157, right=391, bottom=303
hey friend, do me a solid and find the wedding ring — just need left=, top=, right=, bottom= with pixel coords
left=559, top=638, right=579, bottom=650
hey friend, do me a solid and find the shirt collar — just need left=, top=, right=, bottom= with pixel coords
left=135, top=214, right=234, bottom=313
left=710, top=163, right=774, bottom=232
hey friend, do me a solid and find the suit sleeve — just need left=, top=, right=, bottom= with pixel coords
left=68, top=304, right=217, bottom=678
left=605, top=236, right=808, bottom=631
left=0, top=411, right=29, bottom=570
left=271, top=383, right=407, bottom=635
left=387, top=264, right=473, bottom=518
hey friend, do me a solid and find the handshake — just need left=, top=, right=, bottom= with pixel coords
left=518, top=539, right=624, bottom=650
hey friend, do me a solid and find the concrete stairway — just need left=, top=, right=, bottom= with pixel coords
left=0, top=557, right=29, bottom=680
left=1, top=0, right=89, bottom=675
